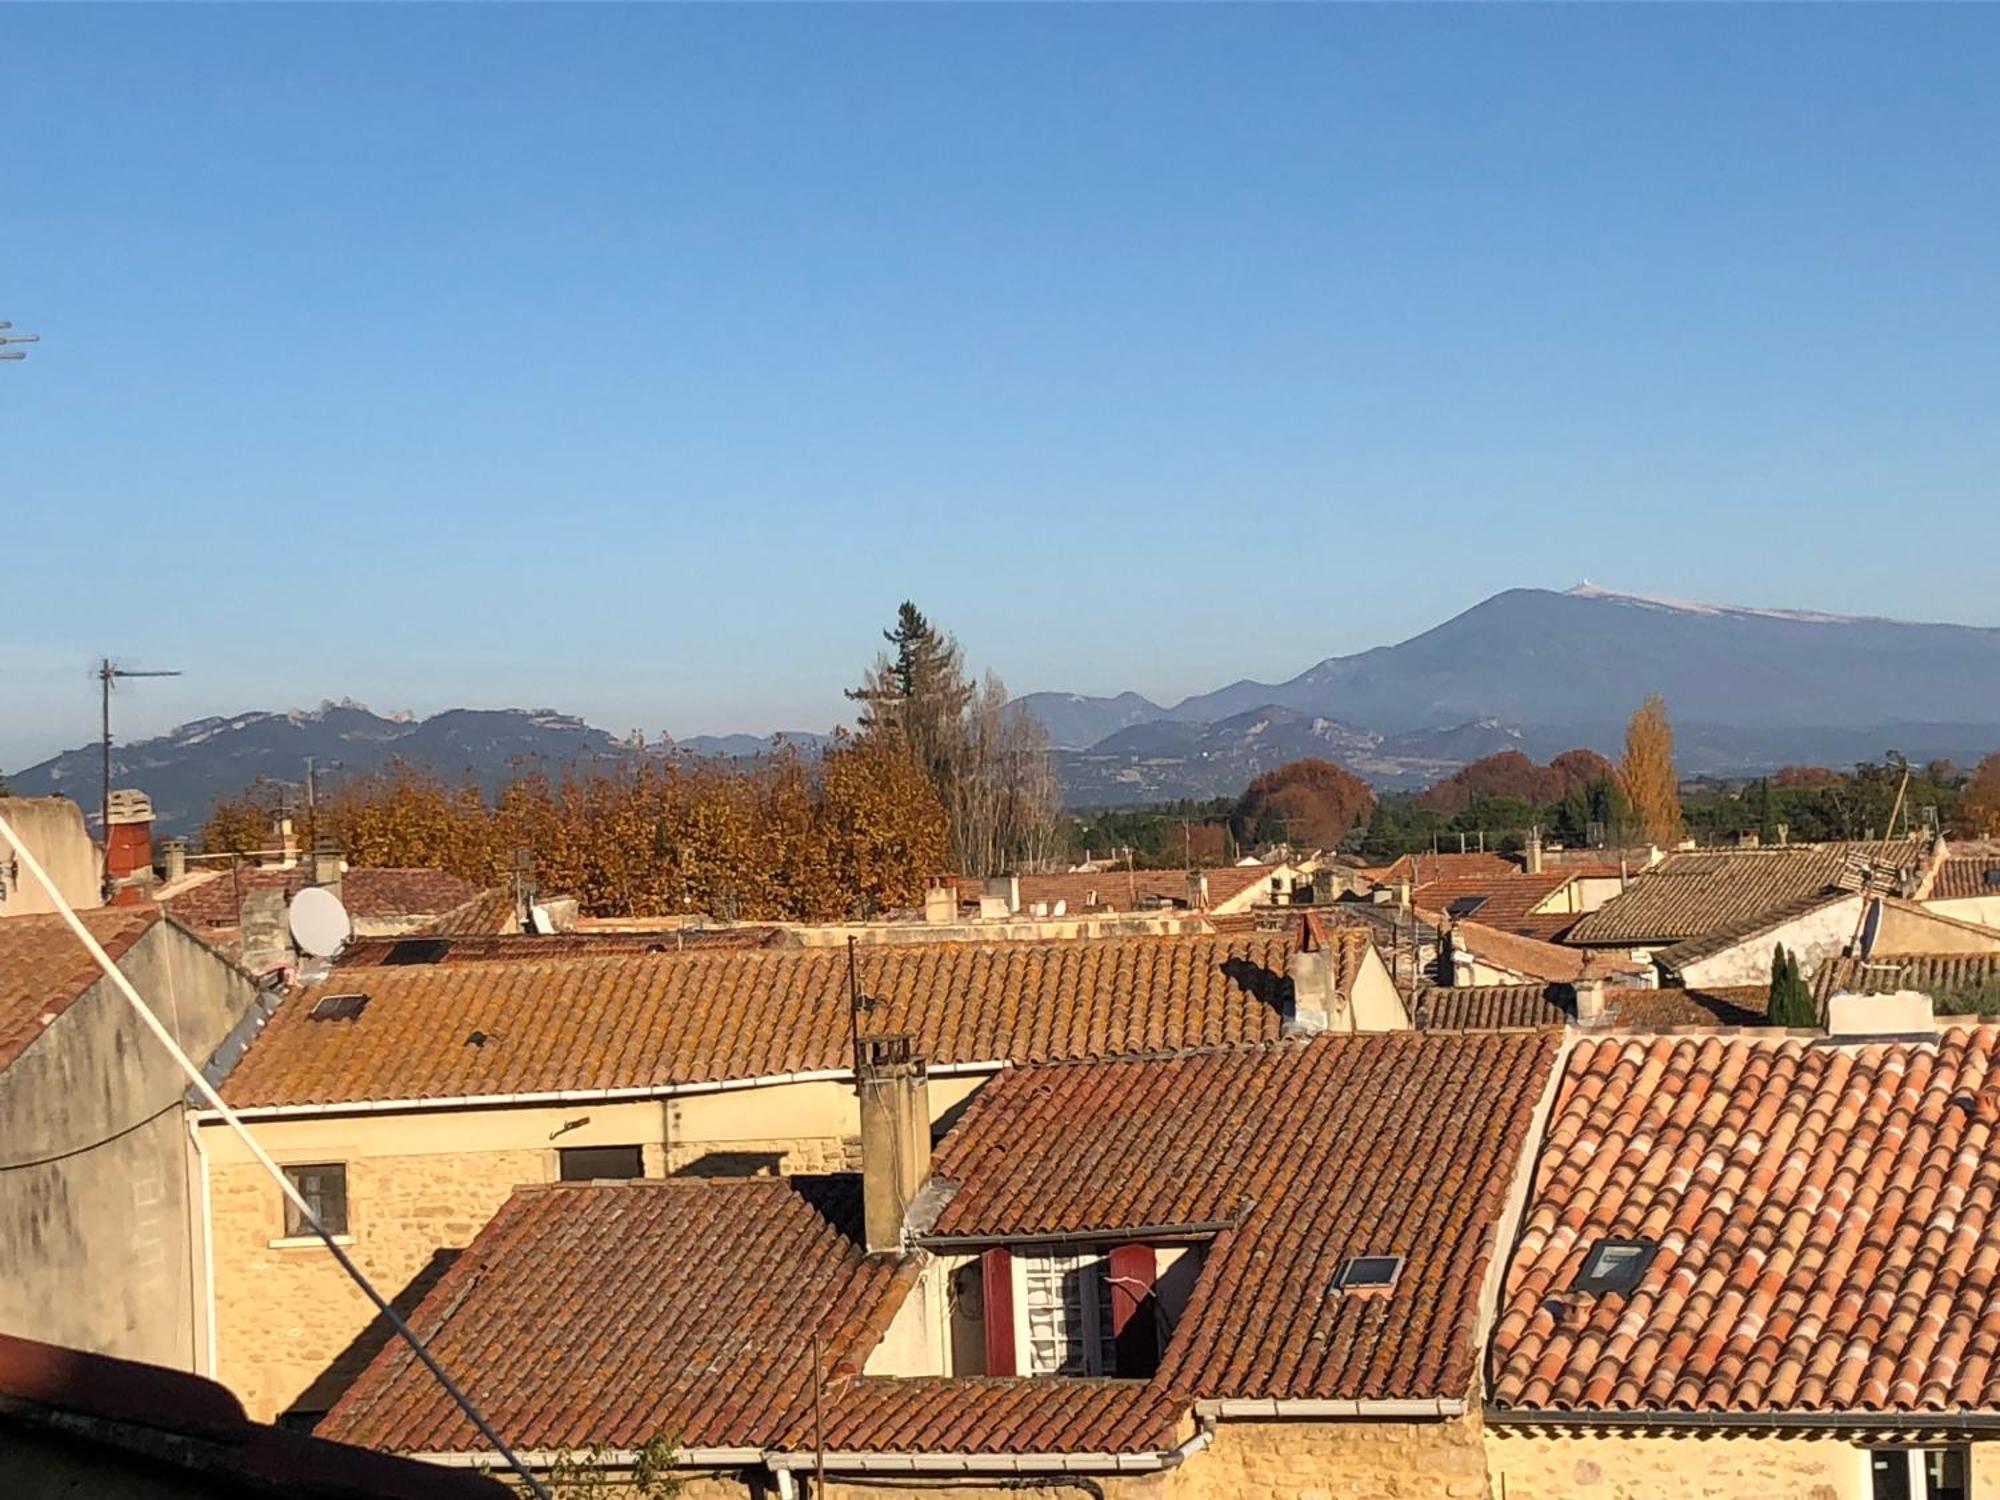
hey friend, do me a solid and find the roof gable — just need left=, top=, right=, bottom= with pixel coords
left=0, top=907, right=160, bottom=1071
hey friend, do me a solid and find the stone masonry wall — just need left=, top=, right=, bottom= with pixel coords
left=1168, top=1415, right=1492, bottom=1500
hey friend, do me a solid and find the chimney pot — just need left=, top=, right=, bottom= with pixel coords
left=1186, top=870, right=1210, bottom=910
left=1573, top=976, right=1609, bottom=1027
left=162, top=839, right=188, bottom=884
left=102, top=789, right=156, bottom=906
left=923, top=883, right=956, bottom=925
left=1524, top=826, right=1543, bottom=876
left=313, top=845, right=344, bottom=895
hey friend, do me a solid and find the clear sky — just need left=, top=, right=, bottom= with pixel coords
left=5, top=5, right=1999, bottom=771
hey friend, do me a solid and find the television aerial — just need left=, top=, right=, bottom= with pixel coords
left=288, top=885, right=353, bottom=959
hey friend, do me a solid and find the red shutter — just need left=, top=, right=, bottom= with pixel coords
left=981, top=1247, right=1015, bottom=1376
left=1108, top=1243, right=1158, bottom=1377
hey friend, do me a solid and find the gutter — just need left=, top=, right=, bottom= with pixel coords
left=196, top=1060, right=1005, bottom=1123
left=1488, top=1407, right=2000, bottom=1434
left=765, top=1418, right=1215, bottom=1476
left=1195, top=1398, right=1466, bottom=1420
left=416, top=1447, right=767, bottom=1469
left=915, top=1219, right=1241, bottom=1252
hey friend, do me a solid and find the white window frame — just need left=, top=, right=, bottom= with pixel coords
left=1870, top=1445, right=1970, bottom=1500
left=1011, top=1250, right=1116, bottom=1377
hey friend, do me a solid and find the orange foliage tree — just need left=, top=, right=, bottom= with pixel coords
left=1230, top=758, right=1375, bottom=851
left=1619, top=694, right=1684, bottom=846
left=200, top=743, right=949, bottom=923
left=1965, top=752, right=2000, bottom=837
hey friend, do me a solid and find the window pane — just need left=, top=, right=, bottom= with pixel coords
left=559, top=1145, right=645, bottom=1181
left=283, top=1165, right=347, bottom=1237
left=1869, top=1449, right=1912, bottom=1500
left=1924, top=1448, right=1967, bottom=1500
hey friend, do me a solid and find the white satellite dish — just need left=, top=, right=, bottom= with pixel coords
left=528, top=903, right=556, bottom=936
left=289, top=885, right=353, bottom=958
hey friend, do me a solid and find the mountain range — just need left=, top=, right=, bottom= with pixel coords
left=9, top=585, right=2000, bottom=830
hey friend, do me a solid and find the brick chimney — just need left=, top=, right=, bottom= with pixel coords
left=857, top=1034, right=931, bottom=1255
left=103, top=789, right=155, bottom=907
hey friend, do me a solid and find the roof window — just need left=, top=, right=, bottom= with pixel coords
left=1571, top=1237, right=1657, bottom=1296
left=1331, top=1254, right=1403, bottom=1295
left=307, top=993, right=369, bottom=1022
left=1447, top=896, right=1488, bottom=919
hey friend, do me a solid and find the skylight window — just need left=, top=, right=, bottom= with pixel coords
left=1571, top=1238, right=1657, bottom=1296
left=308, top=993, right=369, bottom=1022
left=1331, top=1254, right=1403, bottom=1295
left=1446, top=896, right=1488, bottom=919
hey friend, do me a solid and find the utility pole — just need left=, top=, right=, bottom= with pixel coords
left=99, top=659, right=182, bottom=889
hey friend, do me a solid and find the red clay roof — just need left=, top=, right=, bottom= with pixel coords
left=1366, top=851, right=1520, bottom=885
left=162, top=866, right=481, bottom=930
left=1931, top=856, right=2000, bottom=903
left=1411, top=870, right=1577, bottom=936
left=333, top=928, right=785, bottom=968
left=1491, top=1027, right=2000, bottom=1416
left=221, top=933, right=1301, bottom=1108
left=0, top=906, right=160, bottom=1071
left=810, top=1379, right=1190, bottom=1455
left=929, top=1031, right=1558, bottom=1405
left=320, top=1177, right=903, bottom=1454
left=1412, top=984, right=1572, bottom=1032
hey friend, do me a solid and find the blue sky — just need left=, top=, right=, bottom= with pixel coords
left=5, top=5, right=1999, bottom=770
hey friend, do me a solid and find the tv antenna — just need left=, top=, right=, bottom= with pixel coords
left=0, top=321, right=39, bottom=362
left=98, top=658, right=182, bottom=850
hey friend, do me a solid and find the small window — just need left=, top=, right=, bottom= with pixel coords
left=283, top=1164, right=348, bottom=1237
left=1871, top=1446, right=1969, bottom=1500
left=308, top=993, right=369, bottom=1022
left=1572, top=1238, right=1657, bottom=1296
left=1331, top=1254, right=1403, bottom=1294
left=559, top=1145, right=645, bottom=1181
left=1446, top=896, right=1488, bottom=919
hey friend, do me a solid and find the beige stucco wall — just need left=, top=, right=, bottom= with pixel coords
left=1877, top=901, right=2000, bottom=955
left=0, top=797, right=102, bottom=914
left=1350, top=946, right=1413, bottom=1032
left=1673, top=895, right=1864, bottom=990
left=1929, top=896, right=2000, bottom=932
left=0, top=920, right=260, bottom=1371
left=1486, top=1428, right=2000, bottom=1500
left=204, top=1073, right=989, bottom=1420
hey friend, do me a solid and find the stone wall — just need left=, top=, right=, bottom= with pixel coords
left=1169, top=1414, right=1492, bottom=1500
left=1486, top=1428, right=2000, bottom=1500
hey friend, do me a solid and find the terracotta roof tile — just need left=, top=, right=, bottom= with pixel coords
left=1601, top=985, right=1769, bottom=1030
left=333, top=928, right=784, bottom=968
left=929, top=1032, right=1559, bottom=1405
left=162, top=866, right=481, bottom=931
left=1818, top=953, right=2000, bottom=1012
left=320, top=1178, right=902, bottom=1453
left=954, top=865, right=1290, bottom=914
left=0, top=906, right=160, bottom=1071
left=810, top=1379, right=1187, bottom=1455
left=1491, top=1027, right=2000, bottom=1415
left=1368, top=852, right=1520, bottom=885
left=1411, top=871, right=1578, bottom=938
left=1931, top=856, right=2000, bottom=902
left=1447, top=921, right=1643, bottom=985
left=1411, top=984, right=1572, bottom=1032
left=221, top=933, right=1303, bottom=1109
left=1566, top=842, right=1927, bottom=947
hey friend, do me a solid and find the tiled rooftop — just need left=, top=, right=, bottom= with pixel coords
left=221, top=933, right=1303, bottom=1108
left=954, top=865, right=1287, bottom=914
left=161, top=866, right=481, bottom=931
left=0, top=906, right=160, bottom=1071
left=1817, top=952, right=2000, bottom=1009
left=1411, top=870, right=1579, bottom=940
left=1566, top=842, right=1928, bottom=947
left=1411, top=984, right=1572, bottom=1032
left=319, top=1177, right=904, bottom=1453
left=1930, top=855, right=2000, bottom=903
left=333, top=928, right=784, bottom=968
left=1491, top=1027, right=2000, bottom=1416
left=929, top=1031, right=1558, bottom=1406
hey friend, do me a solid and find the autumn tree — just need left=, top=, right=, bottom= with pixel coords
left=848, top=604, right=1059, bottom=877
left=1964, top=752, right=2000, bottom=837
left=1230, top=759, right=1375, bottom=851
left=1619, top=694, right=1683, bottom=846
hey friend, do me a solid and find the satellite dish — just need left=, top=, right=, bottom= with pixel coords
left=289, top=886, right=353, bottom=958
left=527, top=903, right=555, bottom=936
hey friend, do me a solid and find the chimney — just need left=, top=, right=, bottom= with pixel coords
left=857, top=1034, right=931, bottom=1255
left=1573, top=976, right=1609, bottom=1028
left=1311, top=868, right=1336, bottom=905
left=312, top=843, right=344, bottom=899
left=923, top=882, right=956, bottom=926
left=239, top=886, right=291, bottom=974
left=983, top=874, right=1020, bottom=916
left=103, top=789, right=155, bottom=906
left=274, top=815, right=299, bottom=867
left=1186, top=870, right=1210, bottom=910
left=1524, top=826, right=1543, bottom=877
left=1826, top=989, right=1933, bottom=1038
left=161, top=838, right=188, bottom=884
left=1285, top=915, right=1347, bottom=1036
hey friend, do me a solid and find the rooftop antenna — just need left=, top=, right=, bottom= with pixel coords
left=0, top=321, right=39, bottom=362
left=97, top=658, right=181, bottom=897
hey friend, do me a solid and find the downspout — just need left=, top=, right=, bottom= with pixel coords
left=187, top=1113, right=218, bottom=1378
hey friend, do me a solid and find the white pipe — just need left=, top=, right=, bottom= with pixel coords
left=0, top=807, right=554, bottom=1500
left=186, top=1112, right=218, bottom=1379
left=1193, top=1397, right=1467, bottom=1419
left=198, top=1060, right=1005, bottom=1121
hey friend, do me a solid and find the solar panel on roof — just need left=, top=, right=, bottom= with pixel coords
left=308, top=993, right=369, bottom=1022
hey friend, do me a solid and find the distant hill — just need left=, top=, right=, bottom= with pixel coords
left=4, top=704, right=831, bottom=838
left=1021, top=585, right=2000, bottom=748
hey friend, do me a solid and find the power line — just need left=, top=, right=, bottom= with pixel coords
left=0, top=806, right=554, bottom=1500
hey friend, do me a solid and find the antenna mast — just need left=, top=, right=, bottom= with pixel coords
left=99, top=659, right=182, bottom=895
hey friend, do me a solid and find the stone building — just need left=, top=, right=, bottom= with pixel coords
left=194, top=925, right=1404, bottom=1423
left=0, top=905, right=262, bottom=1371
left=316, top=1028, right=1560, bottom=1499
